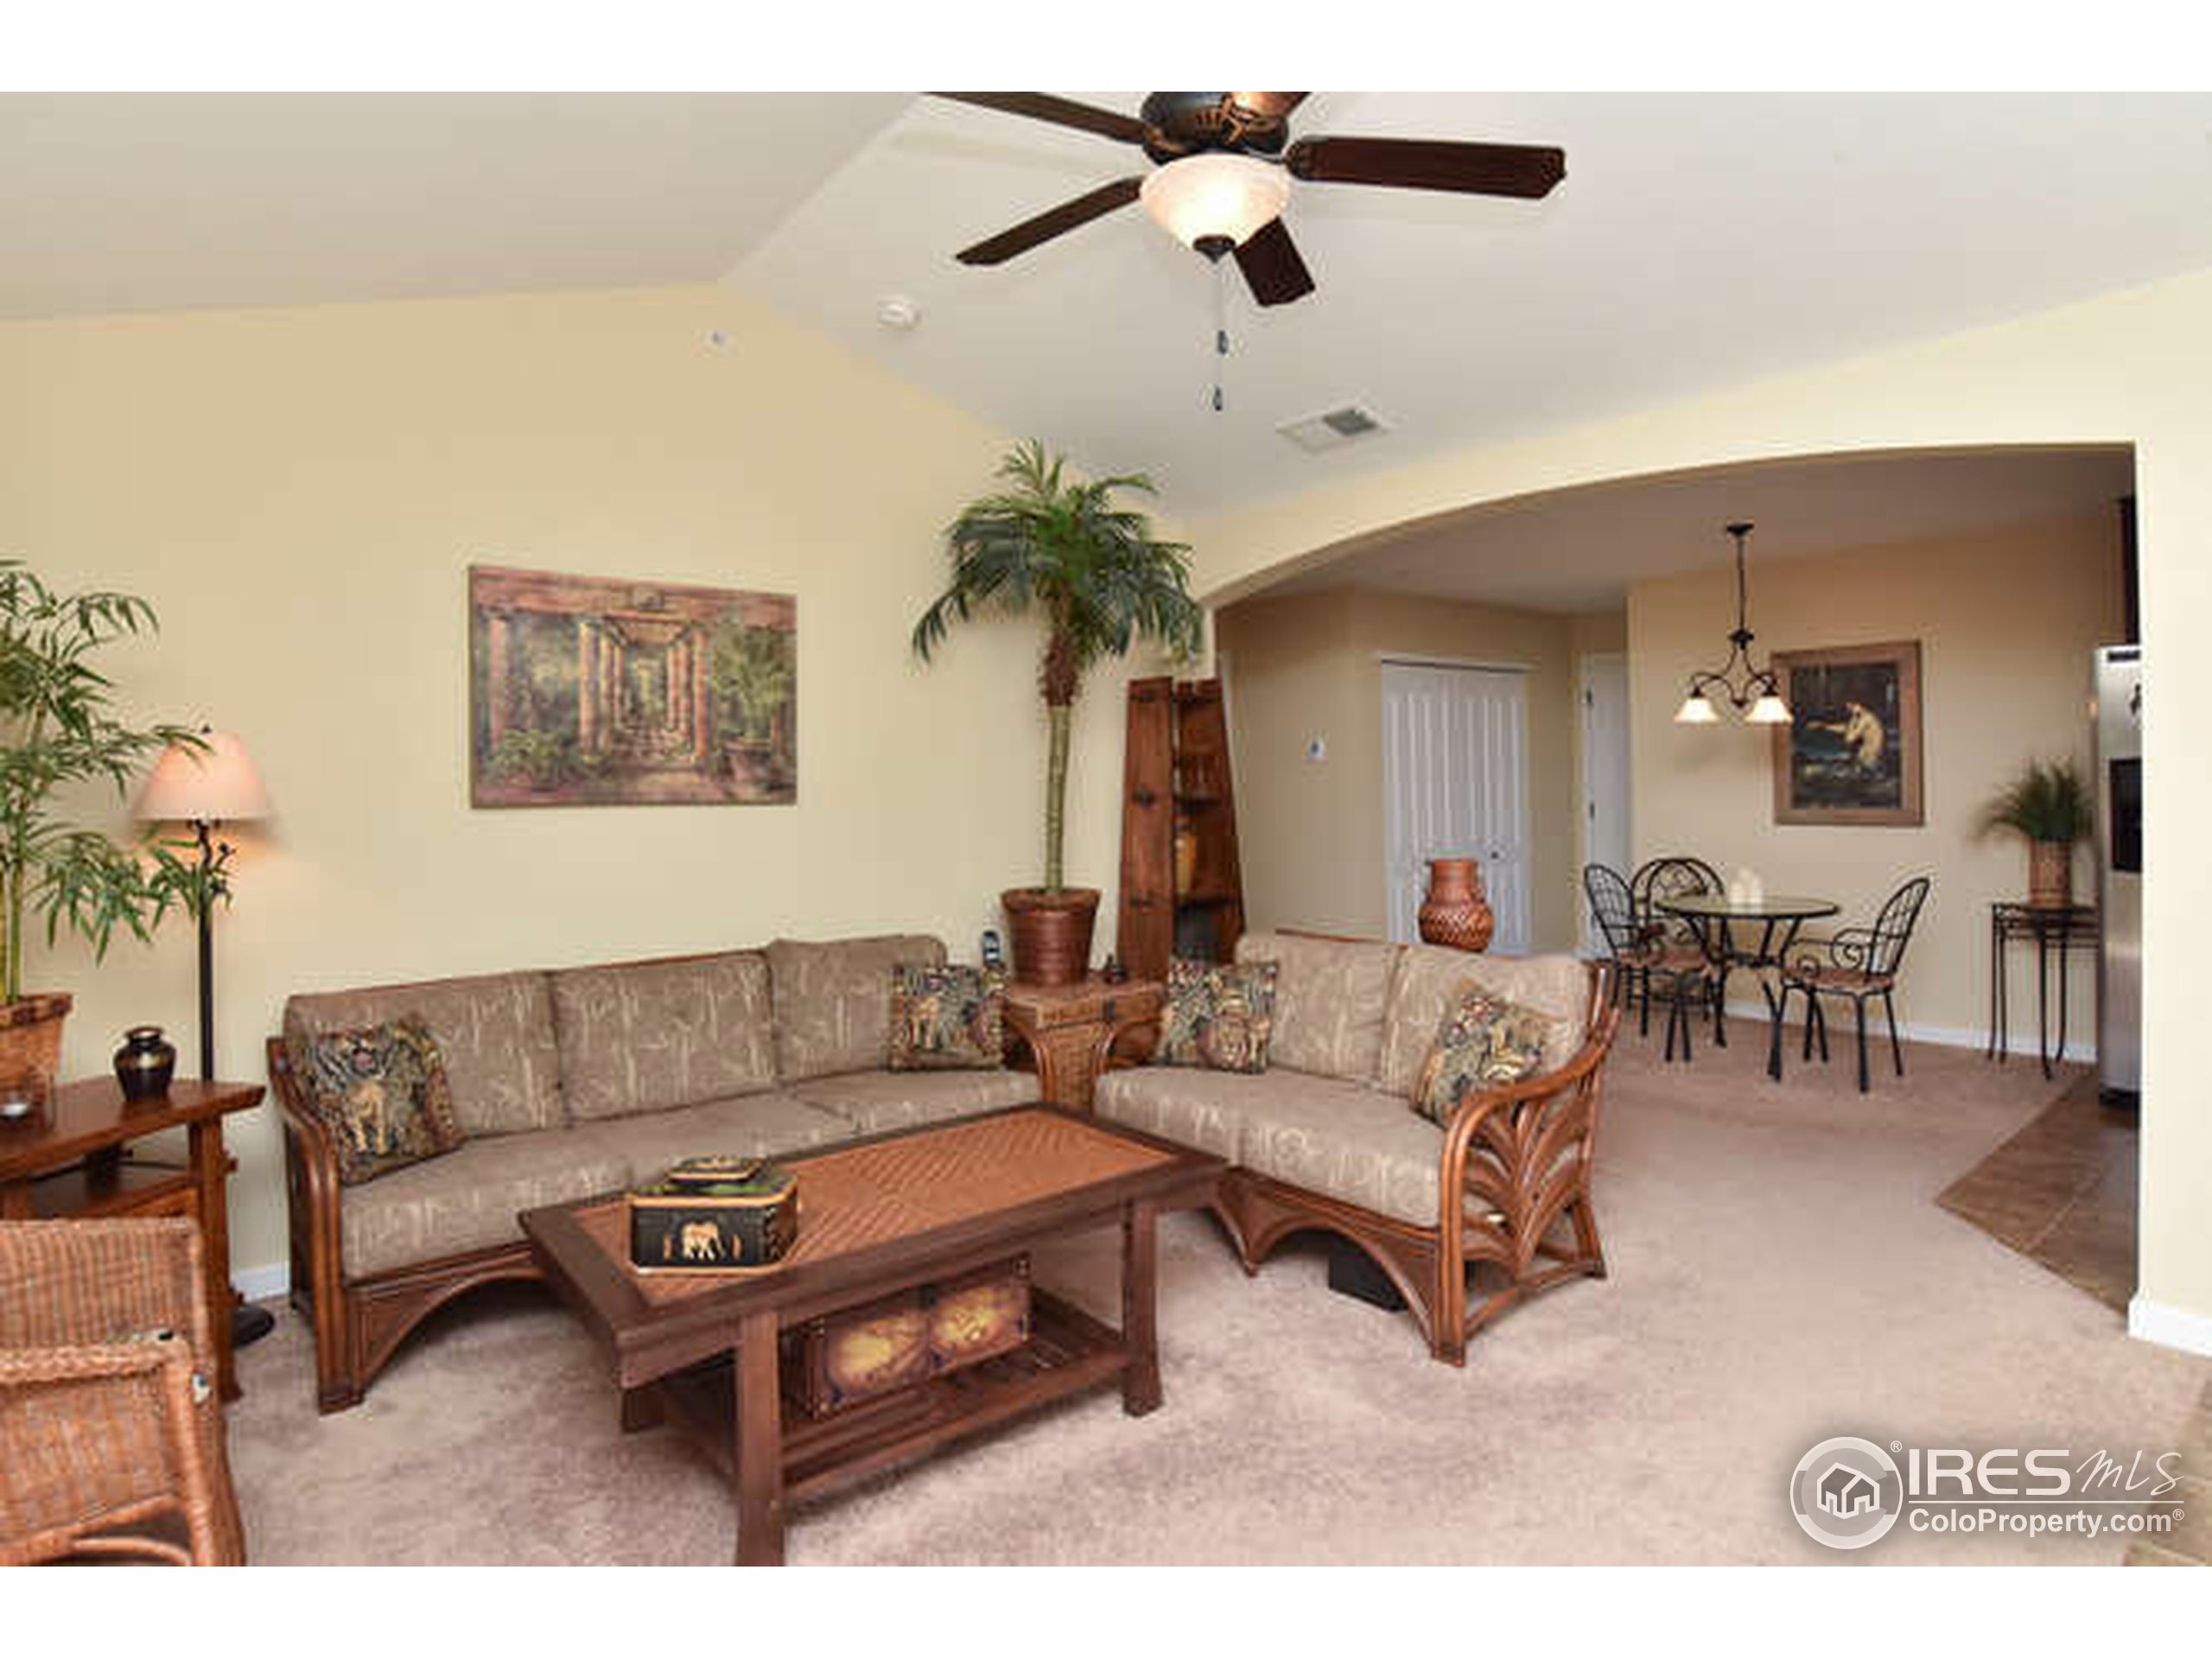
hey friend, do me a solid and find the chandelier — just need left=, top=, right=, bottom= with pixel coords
left=1675, top=522, right=1791, bottom=726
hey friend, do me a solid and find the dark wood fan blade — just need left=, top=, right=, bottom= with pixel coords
left=1230, top=92, right=1309, bottom=119
left=1233, top=217, right=1316, bottom=307
left=932, top=92, right=1150, bottom=148
left=955, top=177, right=1145, bottom=266
left=1285, top=136, right=1565, bottom=198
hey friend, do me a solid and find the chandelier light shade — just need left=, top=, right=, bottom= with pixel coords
left=133, top=728, right=271, bottom=823
left=1675, top=522, right=1791, bottom=728
left=1138, top=153, right=1289, bottom=251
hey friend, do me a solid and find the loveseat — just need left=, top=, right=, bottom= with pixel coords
left=268, top=933, right=1033, bottom=1412
left=1092, top=931, right=1621, bottom=1364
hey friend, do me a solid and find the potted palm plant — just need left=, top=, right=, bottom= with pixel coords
left=912, top=441, right=1204, bottom=984
left=1978, top=757, right=2093, bottom=909
left=0, top=560, right=202, bottom=1096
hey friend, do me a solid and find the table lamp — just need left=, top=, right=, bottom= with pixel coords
left=133, top=728, right=275, bottom=1347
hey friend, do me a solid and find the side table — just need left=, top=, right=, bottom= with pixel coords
left=1987, top=902, right=2098, bottom=1081
left=0, top=1078, right=266, bottom=1400
left=1003, top=976, right=1164, bottom=1110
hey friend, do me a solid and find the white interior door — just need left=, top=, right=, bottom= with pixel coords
left=1580, top=652, right=1632, bottom=953
left=1381, top=661, right=1532, bottom=952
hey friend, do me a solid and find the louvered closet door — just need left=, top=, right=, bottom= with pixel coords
left=1381, top=661, right=1532, bottom=953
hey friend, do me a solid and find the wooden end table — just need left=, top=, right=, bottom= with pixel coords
left=1003, top=975, right=1163, bottom=1110
left=521, top=1104, right=1223, bottom=1566
left=0, top=1077, right=266, bottom=1401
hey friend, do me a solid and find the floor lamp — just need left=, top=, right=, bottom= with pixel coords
left=134, top=727, right=275, bottom=1346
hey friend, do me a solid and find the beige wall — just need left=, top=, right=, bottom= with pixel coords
left=1630, top=514, right=2122, bottom=1039
left=0, top=284, right=1172, bottom=1284
left=1185, top=264, right=2212, bottom=1343
left=1217, top=588, right=1581, bottom=951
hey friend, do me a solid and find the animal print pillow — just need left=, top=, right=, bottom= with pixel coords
left=887, top=963, right=1007, bottom=1071
left=1409, top=988, right=1550, bottom=1127
left=295, top=1017, right=467, bottom=1185
left=1158, top=958, right=1278, bottom=1073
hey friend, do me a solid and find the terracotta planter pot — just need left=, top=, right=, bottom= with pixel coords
left=0, top=990, right=73, bottom=1103
left=1001, top=887, right=1101, bottom=987
left=2027, top=840, right=2074, bottom=910
left=1418, top=858, right=1495, bottom=952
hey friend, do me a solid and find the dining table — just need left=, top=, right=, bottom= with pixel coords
left=1656, top=893, right=1841, bottom=1078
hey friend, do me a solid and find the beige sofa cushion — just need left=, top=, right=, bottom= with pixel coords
left=575, top=1091, right=855, bottom=1183
left=766, top=934, right=946, bottom=1082
left=550, top=951, right=775, bottom=1122
left=286, top=969, right=563, bottom=1138
left=786, top=1068, right=1034, bottom=1136
left=1377, top=946, right=1592, bottom=1097
left=340, top=1128, right=626, bottom=1279
left=1234, top=931, right=1399, bottom=1084
left=1236, top=1086, right=1444, bottom=1229
left=1094, top=1064, right=1388, bottom=1166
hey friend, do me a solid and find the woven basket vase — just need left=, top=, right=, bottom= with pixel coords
left=0, top=992, right=73, bottom=1098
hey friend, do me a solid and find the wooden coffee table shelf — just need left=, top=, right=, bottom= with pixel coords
left=656, top=1288, right=1125, bottom=1502
left=521, top=1104, right=1223, bottom=1565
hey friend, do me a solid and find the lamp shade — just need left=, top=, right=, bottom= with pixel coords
left=1674, top=692, right=1719, bottom=726
left=1745, top=693, right=1793, bottom=725
left=133, top=729, right=271, bottom=823
left=1138, top=153, right=1289, bottom=249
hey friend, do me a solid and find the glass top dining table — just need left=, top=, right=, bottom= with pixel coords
left=1655, top=893, right=1841, bottom=1065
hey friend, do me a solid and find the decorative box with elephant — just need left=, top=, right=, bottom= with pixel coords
left=626, top=1156, right=798, bottom=1273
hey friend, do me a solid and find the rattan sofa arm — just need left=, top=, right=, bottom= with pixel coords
left=265, top=1035, right=349, bottom=1287
left=0, top=1337, right=195, bottom=1390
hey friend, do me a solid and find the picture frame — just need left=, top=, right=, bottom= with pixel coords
left=1770, top=639, right=1923, bottom=827
left=469, top=565, right=796, bottom=808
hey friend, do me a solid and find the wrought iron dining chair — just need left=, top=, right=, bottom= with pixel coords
left=1630, top=855, right=1726, bottom=1046
left=1582, top=862, right=1647, bottom=1010
left=1773, top=875, right=1934, bottom=1093
left=0, top=1217, right=247, bottom=1565
left=1586, top=861, right=1716, bottom=1060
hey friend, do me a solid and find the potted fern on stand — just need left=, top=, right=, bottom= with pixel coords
left=0, top=560, right=201, bottom=1105
left=912, top=441, right=1203, bottom=984
left=1978, top=758, right=2094, bottom=910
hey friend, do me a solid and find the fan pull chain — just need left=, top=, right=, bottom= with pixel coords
left=1211, top=255, right=1229, bottom=413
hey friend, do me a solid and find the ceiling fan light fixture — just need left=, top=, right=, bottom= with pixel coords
left=1138, top=153, right=1288, bottom=250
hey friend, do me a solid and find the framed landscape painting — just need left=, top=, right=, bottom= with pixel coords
left=469, top=565, right=796, bottom=808
left=1770, top=640, right=1923, bottom=827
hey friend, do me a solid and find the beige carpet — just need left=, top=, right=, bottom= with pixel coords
left=224, top=1020, right=2209, bottom=1565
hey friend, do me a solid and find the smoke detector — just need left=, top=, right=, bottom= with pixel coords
left=1277, top=403, right=1391, bottom=454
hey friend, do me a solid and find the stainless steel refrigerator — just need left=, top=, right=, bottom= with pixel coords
left=2094, top=645, right=2141, bottom=1106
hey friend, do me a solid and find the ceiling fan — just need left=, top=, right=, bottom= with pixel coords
left=934, top=92, right=1567, bottom=307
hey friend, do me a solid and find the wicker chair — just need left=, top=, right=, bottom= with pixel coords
left=0, top=1218, right=246, bottom=1565
left=1774, top=876, right=1934, bottom=1093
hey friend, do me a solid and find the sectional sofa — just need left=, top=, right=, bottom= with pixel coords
left=1093, top=931, right=1621, bottom=1363
left=269, top=933, right=1032, bottom=1412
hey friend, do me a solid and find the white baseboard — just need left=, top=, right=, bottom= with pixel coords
left=233, top=1262, right=289, bottom=1303
left=1719, top=999, right=2095, bottom=1065
left=2128, top=1295, right=2212, bottom=1358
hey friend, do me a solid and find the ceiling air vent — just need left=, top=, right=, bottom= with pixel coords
left=1277, top=404, right=1392, bottom=454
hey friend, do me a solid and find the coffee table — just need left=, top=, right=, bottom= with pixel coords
left=519, top=1103, right=1224, bottom=1565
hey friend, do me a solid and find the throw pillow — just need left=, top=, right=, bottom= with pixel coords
left=1409, top=987, right=1551, bottom=1127
left=887, top=963, right=1007, bottom=1071
left=296, top=1018, right=467, bottom=1185
left=1158, top=958, right=1278, bottom=1073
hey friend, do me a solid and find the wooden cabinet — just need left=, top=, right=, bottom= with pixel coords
left=1116, top=677, right=1245, bottom=983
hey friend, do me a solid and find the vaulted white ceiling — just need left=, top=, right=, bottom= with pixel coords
left=7, top=92, right=2211, bottom=535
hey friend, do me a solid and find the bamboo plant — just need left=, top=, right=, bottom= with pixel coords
left=0, top=560, right=202, bottom=1002
left=912, top=441, right=1204, bottom=893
